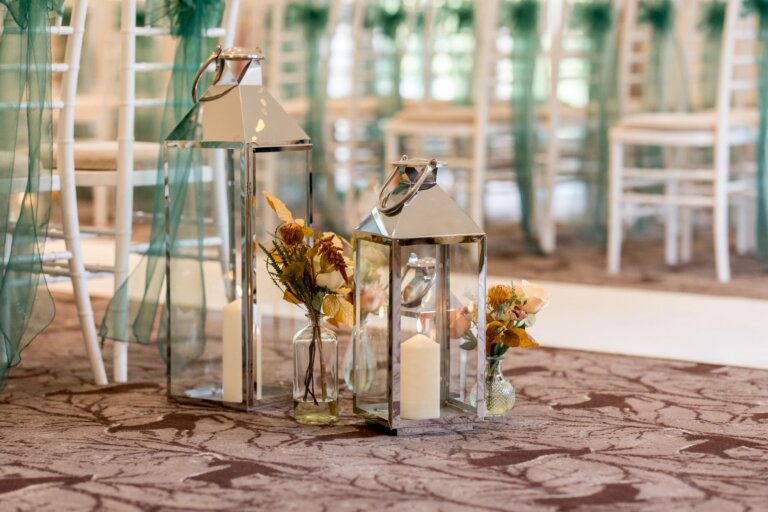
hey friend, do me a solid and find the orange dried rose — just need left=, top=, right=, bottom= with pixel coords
left=279, top=222, right=305, bottom=246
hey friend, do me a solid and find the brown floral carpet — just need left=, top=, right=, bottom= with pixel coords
left=2, top=295, right=768, bottom=511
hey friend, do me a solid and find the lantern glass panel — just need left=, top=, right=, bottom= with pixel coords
left=354, top=238, right=391, bottom=422
left=166, top=144, right=309, bottom=407
left=395, top=241, right=482, bottom=421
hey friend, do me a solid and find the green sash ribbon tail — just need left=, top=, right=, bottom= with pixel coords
left=745, top=0, right=768, bottom=262
left=287, top=2, right=342, bottom=232
left=506, top=0, right=542, bottom=253
left=365, top=2, right=406, bottom=117
left=99, top=0, right=223, bottom=373
left=0, top=1, right=64, bottom=389
left=572, top=0, right=616, bottom=240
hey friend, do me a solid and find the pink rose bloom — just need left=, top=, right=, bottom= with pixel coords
left=514, top=280, right=548, bottom=314
left=360, top=285, right=386, bottom=314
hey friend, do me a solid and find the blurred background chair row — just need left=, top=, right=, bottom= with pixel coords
left=4, top=0, right=764, bottom=385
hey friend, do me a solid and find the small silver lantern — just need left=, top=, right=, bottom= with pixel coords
left=353, top=156, right=487, bottom=434
left=164, top=46, right=312, bottom=410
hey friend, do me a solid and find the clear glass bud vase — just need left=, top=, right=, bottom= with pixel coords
left=342, top=319, right=376, bottom=393
left=485, top=356, right=516, bottom=416
left=293, top=314, right=339, bottom=425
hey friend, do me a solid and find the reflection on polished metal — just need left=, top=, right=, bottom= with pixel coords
left=164, top=48, right=313, bottom=412
left=170, top=45, right=311, bottom=149
left=353, top=155, right=488, bottom=434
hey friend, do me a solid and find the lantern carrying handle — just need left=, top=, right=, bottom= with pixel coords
left=192, top=45, right=225, bottom=103
left=377, top=156, right=437, bottom=216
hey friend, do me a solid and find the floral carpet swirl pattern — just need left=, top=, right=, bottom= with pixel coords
left=1, top=296, right=767, bottom=511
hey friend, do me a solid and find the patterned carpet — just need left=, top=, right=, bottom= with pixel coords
left=2, top=295, right=768, bottom=511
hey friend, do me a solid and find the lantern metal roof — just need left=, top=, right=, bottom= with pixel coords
left=355, top=158, right=485, bottom=242
left=166, top=47, right=310, bottom=149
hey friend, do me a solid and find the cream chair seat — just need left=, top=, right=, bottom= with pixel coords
left=56, top=140, right=159, bottom=171
left=612, top=109, right=758, bottom=146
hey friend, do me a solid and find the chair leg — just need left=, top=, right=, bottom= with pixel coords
left=713, top=148, right=731, bottom=283
left=665, top=180, right=680, bottom=266
left=607, top=140, right=624, bottom=274
left=59, top=159, right=108, bottom=386
left=112, top=155, right=134, bottom=384
left=384, top=129, right=398, bottom=164
left=736, top=196, right=750, bottom=256
left=469, top=136, right=485, bottom=229
left=680, top=206, right=694, bottom=263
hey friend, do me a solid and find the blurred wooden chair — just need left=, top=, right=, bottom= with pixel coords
left=608, top=0, right=757, bottom=282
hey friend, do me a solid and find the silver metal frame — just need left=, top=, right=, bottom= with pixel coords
left=352, top=231, right=488, bottom=434
left=164, top=139, right=312, bottom=412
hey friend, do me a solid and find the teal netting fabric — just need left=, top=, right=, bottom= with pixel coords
left=0, top=0, right=65, bottom=389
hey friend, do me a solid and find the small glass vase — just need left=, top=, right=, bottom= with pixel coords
left=342, top=319, right=376, bottom=393
left=484, top=355, right=516, bottom=417
left=293, top=314, right=339, bottom=425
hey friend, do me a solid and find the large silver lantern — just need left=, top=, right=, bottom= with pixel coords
left=352, top=156, right=487, bottom=434
left=163, top=46, right=312, bottom=410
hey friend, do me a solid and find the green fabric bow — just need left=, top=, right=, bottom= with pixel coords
left=1, top=0, right=63, bottom=27
left=505, top=0, right=542, bottom=253
left=365, top=3, right=405, bottom=40
left=698, top=2, right=726, bottom=108
left=99, top=0, right=223, bottom=372
left=436, top=1, right=474, bottom=32
left=0, top=0, right=63, bottom=389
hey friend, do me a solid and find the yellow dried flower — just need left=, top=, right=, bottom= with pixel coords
left=487, top=284, right=514, bottom=307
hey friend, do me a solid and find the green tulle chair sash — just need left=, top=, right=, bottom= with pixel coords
left=99, top=0, right=223, bottom=373
left=571, top=0, right=618, bottom=241
left=0, top=0, right=65, bottom=390
left=745, top=0, right=768, bottom=262
left=506, top=0, right=543, bottom=253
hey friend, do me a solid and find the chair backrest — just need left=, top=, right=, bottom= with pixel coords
left=715, top=0, right=760, bottom=135
left=0, top=0, right=88, bottom=148
left=119, top=0, right=240, bottom=143
left=617, top=0, right=690, bottom=116
left=421, top=0, right=483, bottom=103
left=263, top=0, right=342, bottom=103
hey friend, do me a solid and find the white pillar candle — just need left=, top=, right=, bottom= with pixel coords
left=222, top=299, right=262, bottom=402
left=400, top=333, right=441, bottom=420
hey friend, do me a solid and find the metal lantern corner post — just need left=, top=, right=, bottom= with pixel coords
left=163, top=46, right=313, bottom=411
left=352, top=156, right=487, bottom=434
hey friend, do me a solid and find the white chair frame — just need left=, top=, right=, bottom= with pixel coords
left=74, top=0, right=240, bottom=382
left=607, top=0, right=757, bottom=282
left=1, top=0, right=108, bottom=385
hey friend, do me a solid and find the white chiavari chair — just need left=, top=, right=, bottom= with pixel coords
left=72, top=0, right=240, bottom=382
left=1, top=0, right=108, bottom=384
left=608, top=0, right=757, bottom=282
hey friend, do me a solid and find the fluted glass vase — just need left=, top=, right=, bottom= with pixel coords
left=293, top=314, right=338, bottom=425
left=484, top=355, right=516, bottom=416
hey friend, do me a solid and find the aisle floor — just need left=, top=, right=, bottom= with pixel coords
left=2, top=296, right=767, bottom=511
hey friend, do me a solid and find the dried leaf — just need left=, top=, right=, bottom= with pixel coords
left=263, top=192, right=294, bottom=223
left=282, top=290, right=301, bottom=305
left=334, top=298, right=355, bottom=327
left=322, top=294, right=341, bottom=317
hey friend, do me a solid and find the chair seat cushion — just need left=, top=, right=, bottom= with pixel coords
left=393, top=101, right=512, bottom=123
left=616, top=109, right=758, bottom=131
left=56, top=140, right=160, bottom=171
